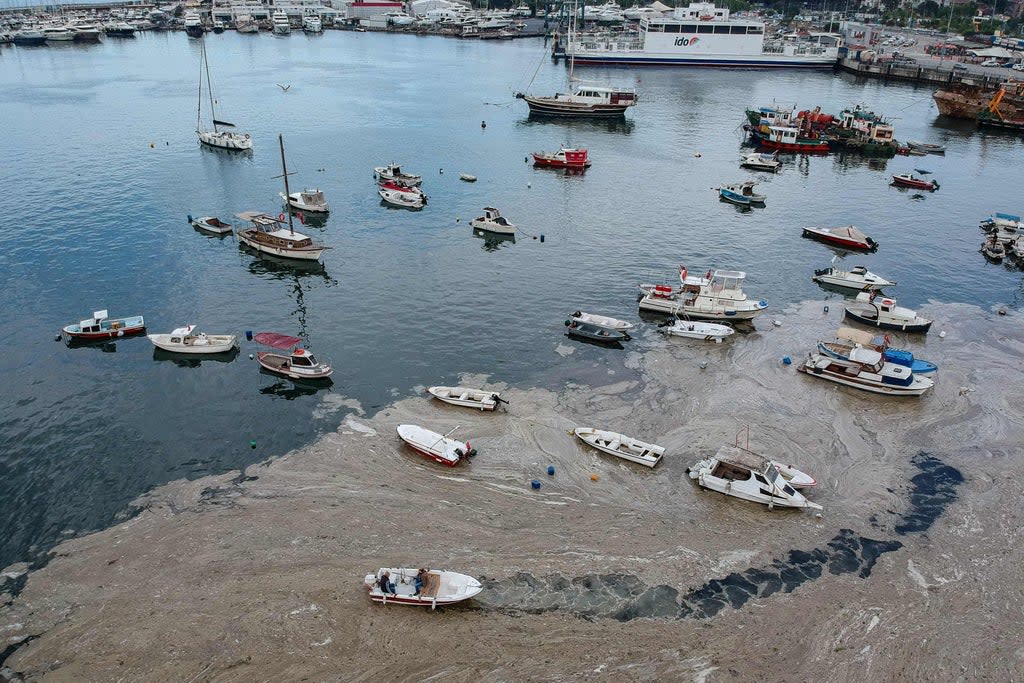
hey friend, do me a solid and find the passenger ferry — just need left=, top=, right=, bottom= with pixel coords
left=567, top=2, right=840, bottom=68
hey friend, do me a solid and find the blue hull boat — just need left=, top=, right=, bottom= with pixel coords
left=817, top=341, right=937, bottom=375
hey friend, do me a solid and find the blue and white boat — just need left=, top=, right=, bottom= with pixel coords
left=718, top=181, right=765, bottom=206
left=980, top=212, right=1021, bottom=231
left=817, top=327, right=937, bottom=376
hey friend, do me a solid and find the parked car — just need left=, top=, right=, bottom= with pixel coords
left=981, top=58, right=1000, bottom=66
left=1013, top=62, right=1024, bottom=71
left=952, top=63, right=968, bottom=71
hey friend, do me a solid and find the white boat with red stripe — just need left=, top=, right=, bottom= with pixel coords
left=364, top=568, right=482, bottom=609
left=396, top=424, right=476, bottom=466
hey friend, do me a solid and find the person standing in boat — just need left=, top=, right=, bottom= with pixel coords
left=379, top=571, right=396, bottom=595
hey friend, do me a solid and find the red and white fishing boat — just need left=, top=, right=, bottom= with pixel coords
left=890, top=173, right=939, bottom=191
left=61, top=309, right=146, bottom=341
left=364, top=568, right=482, bottom=609
left=532, top=146, right=591, bottom=169
left=801, top=225, right=878, bottom=251
left=253, top=332, right=333, bottom=380
left=396, top=424, right=475, bottom=466
left=378, top=181, right=426, bottom=209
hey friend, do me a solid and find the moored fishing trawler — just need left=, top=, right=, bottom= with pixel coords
left=566, top=2, right=839, bottom=68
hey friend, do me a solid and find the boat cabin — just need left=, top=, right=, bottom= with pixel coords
left=168, top=325, right=197, bottom=343
left=570, top=86, right=637, bottom=105
left=289, top=348, right=321, bottom=368
left=297, top=190, right=327, bottom=207
left=712, top=446, right=798, bottom=496
left=756, top=106, right=796, bottom=128
left=236, top=212, right=314, bottom=248
left=480, top=207, right=510, bottom=225
left=78, top=310, right=110, bottom=332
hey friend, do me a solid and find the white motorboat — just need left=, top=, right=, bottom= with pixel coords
left=396, top=424, right=475, bottom=467
left=272, top=10, right=291, bottom=34
left=384, top=11, right=416, bottom=26
left=845, top=292, right=931, bottom=333
left=812, top=257, right=895, bottom=291
left=980, top=212, right=1021, bottom=231
left=195, top=42, right=252, bottom=151
left=797, top=350, right=933, bottom=396
left=374, top=163, right=422, bottom=187
left=427, top=386, right=503, bottom=411
left=772, top=461, right=816, bottom=488
left=190, top=215, right=232, bottom=235
left=253, top=332, right=333, bottom=380
left=718, top=180, right=765, bottom=204
left=364, top=568, right=482, bottom=608
left=236, top=212, right=327, bottom=260
left=469, top=207, right=515, bottom=235
left=658, top=319, right=734, bottom=343
left=281, top=189, right=329, bottom=213
left=41, top=26, right=75, bottom=41
left=459, top=174, right=477, bottom=182
left=637, top=265, right=768, bottom=321
left=817, top=326, right=938, bottom=376
left=573, top=427, right=664, bottom=468
left=739, top=151, right=781, bottom=172
left=183, top=10, right=204, bottom=37
left=71, top=23, right=102, bottom=42
left=688, top=444, right=821, bottom=510
left=148, top=325, right=237, bottom=354
left=568, top=311, right=634, bottom=331
left=906, top=140, right=945, bottom=154
left=302, top=15, right=323, bottom=33
left=378, top=183, right=425, bottom=209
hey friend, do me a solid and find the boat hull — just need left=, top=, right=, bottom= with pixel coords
left=237, top=231, right=325, bottom=261
left=148, top=335, right=237, bottom=354
left=891, top=178, right=937, bottom=191
left=532, top=155, right=590, bottom=169
left=197, top=130, right=253, bottom=151
left=468, top=219, right=514, bottom=235
left=843, top=308, right=932, bottom=333
left=256, top=351, right=333, bottom=380
left=63, top=325, right=146, bottom=341
left=797, top=364, right=930, bottom=396
left=427, top=386, right=498, bottom=411
left=522, top=95, right=631, bottom=119
left=802, top=228, right=876, bottom=251
left=574, top=428, right=663, bottom=468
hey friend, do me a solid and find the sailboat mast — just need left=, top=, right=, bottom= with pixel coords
left=278, top=134, right=295, bottom=235
left=203, top=42, right=218, bottom=133
left=196, top=44, right=204, bottom=131
left=569, top=0, right=577, bottom=83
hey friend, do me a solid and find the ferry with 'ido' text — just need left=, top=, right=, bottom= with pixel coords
left=567, top=2, right=840, bottom=68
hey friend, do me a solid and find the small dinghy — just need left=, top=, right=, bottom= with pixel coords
left=565, top=319, right=630, bottom=343
left=427, top=386, right=504, bottom=411
left=773, top=461, right=816, bottom=488
left=568, top=311, right=634, bottom=331
left=470, top=207, right=515, bottom=235
left=374, top=163, right=422, bottom=187
left=253, top=332, right=333, bottom=380
left=844, top=292, right=932, bottom=333
left=658, top=319, right=734, bottom=343
left=906, top=140, right=945, bottom=154
left=802, top=225, right=878, bottom=251
left=147, top=325, right=237, bottom=354
left=797, top=350, right=933, bottom=396
left=281, top=189, right=329, bottom=213
left=718, top=181, right=765, bottom=205
left=891, top=173, right=939, bottom=191
left=812, top=257, right=894, bottom=291
left=364, top=568, right=482, bottom=609
left=687, top=444, right=822, bottom=510
left=62, top=309, right=145, bottom=342
left=189, top=215, right=233, bottom=235
left=981, top=234, right=1006, bottom=261
left=573, top=427, right=664, bottom=468
left=739, top=151, right=781, bottom=172
left=459, top=173, right=477, bottom=182
left=396, top=424, right=476, bottom=466
left=817, top=326, right=937, bottom=375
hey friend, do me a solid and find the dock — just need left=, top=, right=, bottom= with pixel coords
left=838, top=57, right=1013, bottom=89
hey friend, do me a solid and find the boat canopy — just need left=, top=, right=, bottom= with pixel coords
left=715, top=445, right=770, bottom=473
left=212, top=119, right=236, bottom=127
left=254, top=332, right=301, bottom=349
left=171, top=325, right=196, bottom=336
left=848, top=347, right=883, bottom=365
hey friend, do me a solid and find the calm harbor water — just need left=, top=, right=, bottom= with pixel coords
left=0, top=32, right=1020, bottom=570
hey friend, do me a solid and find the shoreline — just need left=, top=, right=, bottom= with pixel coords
left=3, top=299, right=1023, bottom=680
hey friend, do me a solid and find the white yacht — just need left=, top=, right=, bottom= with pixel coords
left=183, top=10, right=204, bottom=37
left=688, top=444, right=822, bottom=510
left=41, top=26, right=76, bottom=41
left=302, top=15, right=323, bottom=33
left=385, top=11, right=416, bottom=26
left=272, top=10, right=291, bottom=34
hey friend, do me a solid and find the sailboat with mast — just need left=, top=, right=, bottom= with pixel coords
left=515, top=2, right=637, bottom=118
left=235, top=135, right=328, bottom=262
left=195, top=42, right=253, bottom=151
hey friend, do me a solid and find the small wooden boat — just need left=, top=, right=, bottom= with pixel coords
left=62, top=310, right=145, bottom=341
left=906, top=140, right=945, bottom=154
left=802, top=225, right=878, bottom=251
left=687, top=444, right=822, bottom=510
left=891, top=173, right=939, bottom=191
left=253, top=332, right=333, bottom=380
left=981, top=235, right=1006, bottom=261
left=844, top=292, right=932, bottom=333
left=396, top=424, right=475, bottom=466
left=374, top=163, right=422, bottom=187
left=817, top=327, right=937, bottom=375
left=364, top=568, right=482, bottom=608
left=189, top=215, right=233, bottom=235
left=659, top=319, right=734, bottom=343
left=565, top=320, right=630, bottom=343
left=568, top=311, right=634, bottom=331
left=797, top=351, right=933, bottom=396
left=469, top=207, right=515, bottom=235
left=427, top=386, right=504, bottom=411
left=739, top=151, right=780, bottom=172
left=532, top=146, right=591, bottom=169
left=812, top=258, right=894, bottom=291
left=459, top=173, right=477, bottom=182
left=718, top=181, right=765, bottom=205
left=235, top=212, right=328, bottom=261
left=147, top=325, right=237, bottom=354
left=281, top=189, right=329, bottom=213
left=573, top=427, right=664, bottom=468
